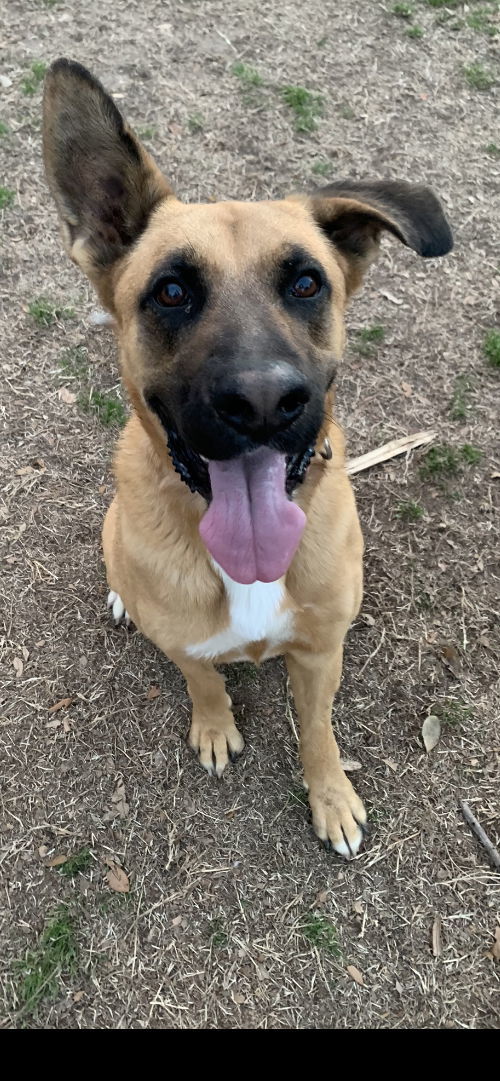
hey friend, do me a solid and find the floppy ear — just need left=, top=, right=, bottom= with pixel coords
left=309, top=179, right=453, bottom=296
left=43, top=58, right=174, bottom=306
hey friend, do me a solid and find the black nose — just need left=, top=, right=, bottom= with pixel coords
left=212, top=364, right=310, bottom=437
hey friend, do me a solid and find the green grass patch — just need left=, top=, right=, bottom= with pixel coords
left=281, top=85, right=323, bottom=132
left=301, top=915, right=341, bottom=957
left=29, top=296, right=75, bottom=326
left=21, top=60, right=47, bottom=96
left=188, top=112, right=204, bottom=133
left=79, top=389, right=127, bottom=427
left=59, top=344, right=89, bottom=376
left=58, top=848, right=92, bottom=877
left=392, top=2, right=414, bottom=17
left=311, top=159, right=332, bottom=177
left=464, top=62, right=495, bottom=90
left=29, top=297, right=75, bottom=326
left=0, top=186, right=15, bottom=209
left=232, top=61, right=263, bottom=87
left=395, top=499, right=424, bottom=522
left=433, top=698, right=472, bottom=728
left=355, top=324, right=385, bottom=356
left=424, top=0, right=460, bottom=8
left=466, top=6, right=499, bottom=37
left=15, top=907, right=78, bottom=1019
left=484, top=328, right=500, bottom=368
left=210, top=919, right=229, bottom=948
left=449, top=374, right=473, bottom=420
left=137, top=125, right=157, bottom=140
left=419, top=442, right=482, bottom=481
left=407, top=24, right=424, bottom=37
left=485, top=141, right=500, bottom=156
left=0, top=121, right=9, bottom=136
left=460, top=442, right=482, bottom=465
left=317, top=35, right=328, bottom=47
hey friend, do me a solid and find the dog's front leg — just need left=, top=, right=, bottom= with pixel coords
left=286, top=647, right=367, bottom=857
left=172, top=655, right=244, bottom=778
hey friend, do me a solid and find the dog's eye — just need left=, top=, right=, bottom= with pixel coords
left=153, top=278, right=190, bottom=308
left=290, top=272, right=322, bottom=299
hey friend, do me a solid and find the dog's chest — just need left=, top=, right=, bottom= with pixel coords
left=186, top=569, right=294, bottom=661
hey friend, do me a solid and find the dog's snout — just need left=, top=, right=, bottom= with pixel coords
left=213, top=364, right=310, bottom=436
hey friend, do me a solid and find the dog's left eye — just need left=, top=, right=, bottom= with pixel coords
left=290, top=271, right=322, bottom=299
left=153, top=278, right=190, bottom=308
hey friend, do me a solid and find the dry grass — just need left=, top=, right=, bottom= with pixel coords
left=0, top=0, right=499, bottom=1030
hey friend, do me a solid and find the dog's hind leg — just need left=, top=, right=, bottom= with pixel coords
left=286, top=646, right=367, bottom=858
left=172, top=655, right=244, bottom=778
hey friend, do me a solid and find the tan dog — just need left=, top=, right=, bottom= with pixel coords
left=43, top=60, right=452, bottom=858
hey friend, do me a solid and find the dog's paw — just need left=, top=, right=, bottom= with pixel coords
left=107, top=590, right=130, bottom=626
left=308, top=774, right=367, bottom=859
left=188, top=714, right=244, bottom=778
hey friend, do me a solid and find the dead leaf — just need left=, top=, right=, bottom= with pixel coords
left=21, top=645, right=29, bottom=662
left=13, top=657, right=23, bottom=678
left=111, top=776, right=129, bottom=818
left=16, top=465, right=34, bottom=476
left=383, top=757, right=399, bottom=773
left=105, top=861, right=130, bottom=893
left=58, top=386, right=77, bottom=405
left=341, top=758, right=362, bottom=772
left=315, top=889, right=329, bottom=906
left=437, top=642, right=461, bottom=678
left=232, top=990, right=246, bottom=1004
left=491, top=472, right=500, bottom=480
left=62, top=716, right=71, bottom=734
left=73, top=991, right=85, bottom=1003
left=146, top=685, right=161, bottom=700
left=422, top=715, right=441, bottom=753
left=38, top=844, right=49, bottom=858
left=47, top=854, right=68, bottom=868
left=48, top=696, right=73, bottom=713
left=346, top=964, right=364, bottom=986
left=168, top=121, right=183, bottom=136
left=352, top=900, right=364, bottom=916
left=172, top=914, right=183, bottom=926
left=432, top=914, right=442, bottom=957
left=487, top=926, right=500, bottom=962
left=400, top=381, right=413, bottom=397
left=362, top=613, right=375, bottom=627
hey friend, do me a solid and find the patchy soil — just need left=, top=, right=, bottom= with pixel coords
left=1, top=0, right=499, bottom=1029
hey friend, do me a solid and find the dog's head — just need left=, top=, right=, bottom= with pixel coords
left=43, top=59, right=453, bottom=584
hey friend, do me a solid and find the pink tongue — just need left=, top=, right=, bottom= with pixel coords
left=199, top=448, right=306, bottom=584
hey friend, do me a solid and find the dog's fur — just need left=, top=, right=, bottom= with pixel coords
left=43, top=60, right=453, bottom=857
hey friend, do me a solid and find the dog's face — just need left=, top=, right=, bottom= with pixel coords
left=43, top=60, right=452, bottom=582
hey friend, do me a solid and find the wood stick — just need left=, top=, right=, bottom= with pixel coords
left=346, top=430, right=436, bottom=476
left=459, top=800, right=500, bottom=870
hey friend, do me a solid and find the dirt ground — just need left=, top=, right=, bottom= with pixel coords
left=1, top=0, right=499, bottom=1030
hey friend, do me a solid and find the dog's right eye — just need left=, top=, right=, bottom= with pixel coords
left=152, top=278, right=191, bottom=309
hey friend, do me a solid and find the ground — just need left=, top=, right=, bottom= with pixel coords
left=1, top=0, right=499, bottom=1030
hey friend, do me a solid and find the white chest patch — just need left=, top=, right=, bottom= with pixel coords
left=186, top=565, right=294, bottom=661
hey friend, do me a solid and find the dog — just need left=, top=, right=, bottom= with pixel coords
left=42, top=59, right=453, bottom=858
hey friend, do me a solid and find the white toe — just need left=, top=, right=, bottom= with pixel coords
left=112, top=595, right=125, bottom=622
left=107, top=590, right=117, bottom=608
left=333, top=826, right=364, bottom=859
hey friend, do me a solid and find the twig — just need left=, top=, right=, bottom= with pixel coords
left=358, top=627, right=386, bottom=677
left=459, top=800, right=500, bottom=870
left=346, top=430, right=436, bottom=476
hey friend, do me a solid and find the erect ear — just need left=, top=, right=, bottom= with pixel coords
left=43, top=59, right=174, bottom=307
left=308, top=179, right=453, bottom=296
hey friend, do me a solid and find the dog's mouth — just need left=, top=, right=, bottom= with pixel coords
left=166, top=426, right=315, bottom=584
